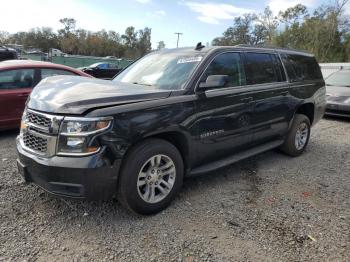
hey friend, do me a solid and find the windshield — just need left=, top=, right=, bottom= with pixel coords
left=326, top=70, right=350, bottom=87
left=113, top=51, right=203, bottom=90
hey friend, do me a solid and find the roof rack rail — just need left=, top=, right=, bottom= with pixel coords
left=233, top=44, right=311, bottom=54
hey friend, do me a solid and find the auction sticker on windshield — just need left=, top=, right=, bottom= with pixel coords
left=177, top=56, right=202, bottom=64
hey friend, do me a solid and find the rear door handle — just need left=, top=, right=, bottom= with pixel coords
left=17, top=93, right=28, bottom=97
left=240, top=97, right=253, bottom=103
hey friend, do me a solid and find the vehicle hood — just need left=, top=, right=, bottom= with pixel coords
left=28, top=76, right=171, bottom=114
left=326, top=85, right=350, bottom=97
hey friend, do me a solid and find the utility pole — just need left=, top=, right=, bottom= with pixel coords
left=174, top=32, right=183, bottom=48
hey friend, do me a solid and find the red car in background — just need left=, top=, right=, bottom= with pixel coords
left=0, top=60, right=91, bottom=131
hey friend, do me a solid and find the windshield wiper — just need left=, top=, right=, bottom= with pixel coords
left=132, top=82, right=153, bottom=87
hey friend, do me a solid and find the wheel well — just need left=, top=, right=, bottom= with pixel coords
left=296, top=103, right=314, bottom=124
left=147, top=132, right=189, bottom=170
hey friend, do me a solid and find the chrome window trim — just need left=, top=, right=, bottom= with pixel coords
left=204, top=82, right=289, bottom=98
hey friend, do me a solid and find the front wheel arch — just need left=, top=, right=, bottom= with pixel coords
left=117, top=138, right=184, bottom=214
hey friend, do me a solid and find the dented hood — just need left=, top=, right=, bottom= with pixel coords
left=28, top=76, right=171, bottom=114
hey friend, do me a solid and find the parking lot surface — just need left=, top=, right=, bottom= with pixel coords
left=0, top=118, right=349, bottom=262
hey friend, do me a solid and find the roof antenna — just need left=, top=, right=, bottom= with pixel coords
left=195, top=42, right=205, bottom=50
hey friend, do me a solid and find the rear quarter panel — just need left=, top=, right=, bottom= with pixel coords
left=289, top=79, right=326, bottom=125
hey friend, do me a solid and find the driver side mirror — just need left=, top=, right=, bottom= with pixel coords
left=198, top=75, right=228, bottom=91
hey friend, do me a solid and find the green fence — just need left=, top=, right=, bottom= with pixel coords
left=21, top=54, right=133, bottom=69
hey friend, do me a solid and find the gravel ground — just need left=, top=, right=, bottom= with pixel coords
left=0, top=118, right=349, bottom=262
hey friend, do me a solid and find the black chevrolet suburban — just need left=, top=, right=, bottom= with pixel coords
left=16, top=45, right=326, bottom=214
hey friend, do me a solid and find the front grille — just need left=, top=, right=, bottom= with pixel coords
left=20, top=109, right=63, bottom=157
left=23, top=131, right=48, bottom=153
left=26, top=111, right=52, bottom=128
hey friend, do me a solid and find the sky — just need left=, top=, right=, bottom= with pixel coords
left=0, top=0, right=348, bottom=49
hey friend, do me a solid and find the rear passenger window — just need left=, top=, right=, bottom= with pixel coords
left=244, top=53, right=279, bottom=85
left=281, top=54, right=323, bottom=82
left=201, top=52, right=245, bottom=87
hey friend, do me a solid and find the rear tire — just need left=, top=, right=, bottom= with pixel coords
left=281, top=114, right=311, bottom=157
left=117, top=139, right=184, bottom=215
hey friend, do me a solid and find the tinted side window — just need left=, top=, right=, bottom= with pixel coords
left=41, top=68, right=77, bottom=79
left=202, top=52, right=245, bottom=87
left=244, top=53, right=279, bottom=85
left=281, top=54, right=323, bottom=81
left=0, top=69, right=35, bottom=89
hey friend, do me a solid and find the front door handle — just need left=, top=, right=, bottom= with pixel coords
left=17, top=94, right=28, bottom=97
left=240, top=97, right=253, bottom=103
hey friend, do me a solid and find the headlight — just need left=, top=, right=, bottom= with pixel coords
left=344, top=97, right=350, bottom=104
left=57, top=117, right=112, bottom=156
left=61, top=119, right=111, bottom=135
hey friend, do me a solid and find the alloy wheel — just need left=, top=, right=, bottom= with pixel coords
left=295, top=122, right=309, bottom=150
left=137, top=154, right=176, bottom=204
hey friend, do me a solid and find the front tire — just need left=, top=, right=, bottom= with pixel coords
left=117, top=139, right=184, bottom=215
left=281, top=114, right=311, bottom=157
